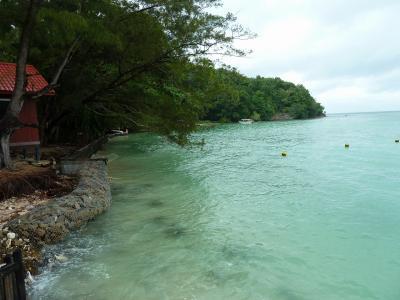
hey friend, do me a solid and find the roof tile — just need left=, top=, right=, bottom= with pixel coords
left=0, top=62, right=54, bottom=96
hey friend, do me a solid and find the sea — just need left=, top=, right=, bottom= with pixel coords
left=30, top=111, right=400, bottom=300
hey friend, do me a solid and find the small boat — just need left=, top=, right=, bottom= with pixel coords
left=239, top=119, right=254, bottom=124
left=109, top=129, right=128, bottom=136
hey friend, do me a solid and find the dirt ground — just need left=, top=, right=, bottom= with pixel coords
left=0, top=161, right=77, bottom=201
left=0, top=159, right=78, bottom=224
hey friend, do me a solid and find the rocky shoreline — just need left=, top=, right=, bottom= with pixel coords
left=0, top=160, right=111, bottom=274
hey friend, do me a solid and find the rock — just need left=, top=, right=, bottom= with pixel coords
left=271, top=113, right=294, bottom=121
left=14, top=239, right=23, bottom=247
left=7, top=232, right=16, bottom=240
left=36, top=228, right=46, bottom=238
left=55, top=254, right=68, bottom=263
left=26, top=271, right=35, bottom=285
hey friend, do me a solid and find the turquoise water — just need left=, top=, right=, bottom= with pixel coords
left=31, top=112, right=400, bottom=299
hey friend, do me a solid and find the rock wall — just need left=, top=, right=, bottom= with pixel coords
left=7, top=160, right=111, bottom=247
left=271, top=113, right=294, bottom=121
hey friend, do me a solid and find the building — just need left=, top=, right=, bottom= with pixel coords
left=0, top=62, right=54, bottom=159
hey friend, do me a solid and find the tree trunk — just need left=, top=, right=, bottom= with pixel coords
left=0, top=132, right=12, bottom=168
left=0, top=113, right=21, bottom=168
left=0, top=0, right=42, bottom=169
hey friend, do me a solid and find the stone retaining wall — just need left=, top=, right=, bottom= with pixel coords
left=7, top=160, right=111, bottom=247
left=0, top=160, right=111, bottom=274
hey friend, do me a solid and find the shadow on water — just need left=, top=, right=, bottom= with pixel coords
left=147, top=200, right=164, bottom=207
left=130, top=183, right=154, bottom=193
left=221, top=244, right=253, bottom=262
left=110, top=183, right=125, bottom=197
left=111, top=183, right=156, bottom=202
left=150, top=216, right=168, bottom=224
left=273, top=287, right=307, bottom=300
left=204, top=268, right=249, bottom=287
left=163, top=224, right=187, bottom=239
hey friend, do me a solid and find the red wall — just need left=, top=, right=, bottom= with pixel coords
left=10, top=99, right=40, bottom=146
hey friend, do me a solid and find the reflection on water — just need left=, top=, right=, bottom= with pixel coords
left=31, top=112, right=400, bottom=300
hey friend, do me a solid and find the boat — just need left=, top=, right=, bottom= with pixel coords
left=239, top=119, right=254, bottom=124
left=108, top=129, right=129, bottom=136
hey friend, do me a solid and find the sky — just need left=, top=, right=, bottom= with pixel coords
left=216, top=0, right=400, bottom=113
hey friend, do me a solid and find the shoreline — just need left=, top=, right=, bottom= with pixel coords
left=1, top=160, right=112, bottom=274
left=197, top=114, right=326, bottom=126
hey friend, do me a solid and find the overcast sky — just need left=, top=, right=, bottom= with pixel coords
left=217, top=0, right=400, bottom=113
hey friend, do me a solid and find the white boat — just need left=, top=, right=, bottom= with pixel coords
left=238, top=119, right=254, bottom=124
left=109, top=129, right=128, bottom=136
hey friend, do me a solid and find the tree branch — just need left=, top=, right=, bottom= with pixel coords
left=32, top=36, right=80, bottom=99
left=118, top=4, right=161, bottom=23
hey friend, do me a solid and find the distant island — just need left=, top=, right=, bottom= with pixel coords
left=200, top=66, right=325, bottom=123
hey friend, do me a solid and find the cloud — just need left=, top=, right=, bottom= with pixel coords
left=216, top=0, right=400, bottom=113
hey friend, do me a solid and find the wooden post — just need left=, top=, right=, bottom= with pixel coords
left=13, top=250, right=26, bottom=300
left=3, top=255, right=15, bottom=300
left=0, top=272, right=5, bottom=300
left=0, top=250, right=27, bottom=300
left=34, top=144, right=40, bottom=161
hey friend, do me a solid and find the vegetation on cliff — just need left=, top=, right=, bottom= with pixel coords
left=184, top=64, right=325, bottom=122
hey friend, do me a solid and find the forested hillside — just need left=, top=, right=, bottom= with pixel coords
left=189, top=65, right=325, bottom=122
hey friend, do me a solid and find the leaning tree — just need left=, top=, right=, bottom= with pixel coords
left=0, top=0, right=254, bottom=168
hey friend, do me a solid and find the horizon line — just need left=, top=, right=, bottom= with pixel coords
left=327, top=110, right=400, bottom=115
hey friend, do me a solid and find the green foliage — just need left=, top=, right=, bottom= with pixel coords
left=199, top=68, right=325, bottom=122
left=0, top=0, right=252, bottom=144
left=250, top=111, right=261, bottom=122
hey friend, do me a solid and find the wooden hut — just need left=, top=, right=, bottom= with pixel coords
left=0, top=62, right=54, bottom=159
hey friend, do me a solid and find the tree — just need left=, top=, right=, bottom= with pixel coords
left=0, top=0, right=254, bottom=166
left=0, top=0, right=41, bottom=168
left=0, top=0, right=79, bottom=168
left=201, top=68, right=324, bottom=122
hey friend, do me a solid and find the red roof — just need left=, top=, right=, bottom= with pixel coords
left=0, top=62, right=54, bottom=96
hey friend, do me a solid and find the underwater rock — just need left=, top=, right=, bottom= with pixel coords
left=151, top=216, right=168, bottom=224
left=164, top=225, right=186, bottom=238
left=148, top=200, right=164, bottom=207
left=55, top=254, right=68, bottom=263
